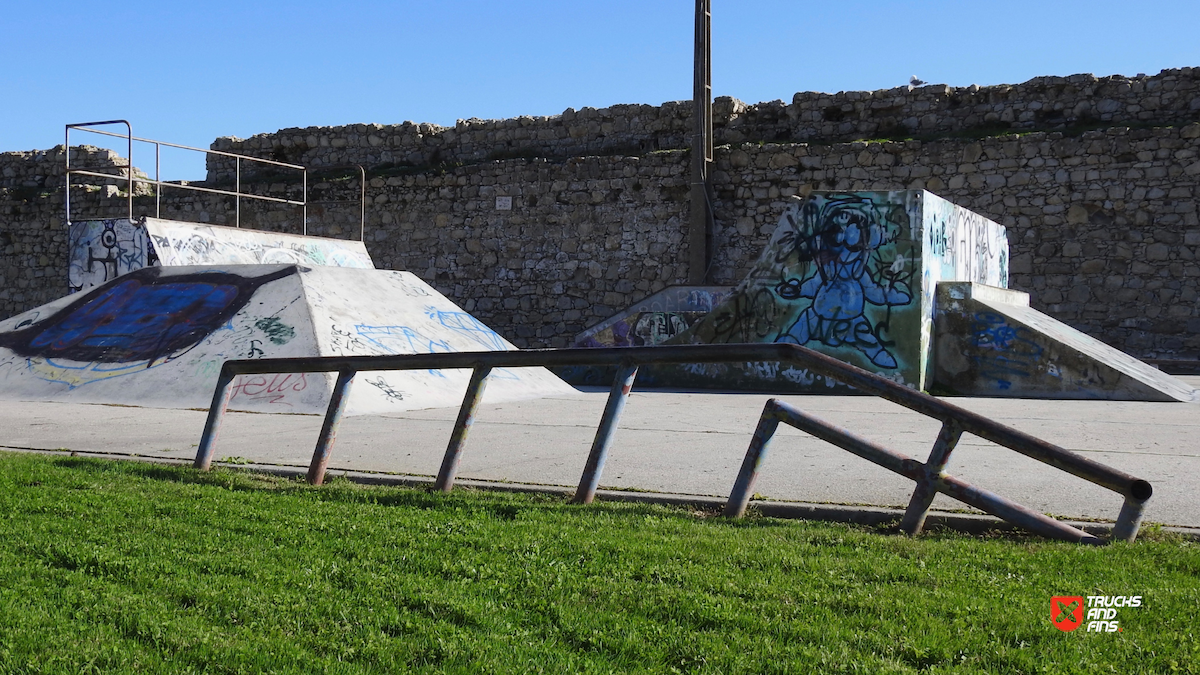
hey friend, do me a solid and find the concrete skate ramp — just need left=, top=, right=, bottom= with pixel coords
left=934, top=282, right=1198, bottom=402
left=573, top=286, right=732, bottom=349
left=68, top=217, right=374, bottom=293
left=145, top=219, right=373, bottom=268
left=637, top=191, right=1008, bottom=393
left=0, top=265, right=575, bottom=414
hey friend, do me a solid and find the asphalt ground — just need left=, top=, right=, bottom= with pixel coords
left=2, top=377, right=1197, bottom=530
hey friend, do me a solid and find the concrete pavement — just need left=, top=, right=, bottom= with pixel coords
left=2, top=379, right=1198, bottom=528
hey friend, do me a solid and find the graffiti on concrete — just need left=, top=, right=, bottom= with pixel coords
left=968, top=311, right=1048, bottom=390
left=354, top=324, right=453, bottom=355
left=254, top=316, right=296, bottom=345
left=146, top=219, right=374, bottom=269
left=229, top=372, right=309, bottom=407
left=579, top=311, right=707, bottom=348
left=773, top=195, right=914, bottom=368
left=365, top=375, right=407, bottom=402
left=571, top=286, right=731, bottom=348
left=683, top=193, right=918, bottom=372
left=924, top=195, right=1009, bottom=289
left=425, top=307, right=507, bottom=351
left=0, top=266, right=296, bottom=366
left=68, top=219, right=156, bottom=293
left=0, top=266, right=297, bottom=389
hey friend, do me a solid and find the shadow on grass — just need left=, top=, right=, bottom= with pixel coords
left=39, top=455, right=1088, bottom=544
left=42, top=454, right=826, bottom=532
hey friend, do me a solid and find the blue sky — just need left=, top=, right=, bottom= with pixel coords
left=3, top=0, right=1198, bottom=179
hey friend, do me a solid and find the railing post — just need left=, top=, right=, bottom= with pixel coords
left=724, top=399, right=782, bottom=518
left=64, top=125, right=72, bottom=224
left=235, top=157, right=241, bottom=228
left=194, top=368, right=236, bottom=471
left=154, top=141, right=161, bottom=219
left=573, top=363, right=639, bottom=505
left=307, top=369, right=356, bottom=486
left=900, top=419, right=964, bottom=535
left=358, top=165, right=366, bottom=242
left=434, top=366, right=492, bottom=493
left=1112, top=494, right=1149, bottom=543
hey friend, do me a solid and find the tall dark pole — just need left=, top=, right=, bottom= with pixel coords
left=688, top=0, right=713, bottom=285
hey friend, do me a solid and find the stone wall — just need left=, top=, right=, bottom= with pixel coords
left=0, top=146, right=146, bottom=312
left=5, top=69, right=1200, bottom=360
left=1, top=145, right=135, bottom=189
left=208, top=68, right=1200, bottom=181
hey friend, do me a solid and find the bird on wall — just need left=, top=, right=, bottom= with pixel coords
left=909, top=75, right=927, bottom=87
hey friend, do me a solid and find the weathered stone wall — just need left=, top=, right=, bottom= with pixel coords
left=208, top=68, right=1200, bottom=181
left=0, top=146, right=143, bottom=312
left=5, top=69, right=1200, bottom=360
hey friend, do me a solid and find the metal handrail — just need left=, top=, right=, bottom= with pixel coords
left=64, top=121, right=307, bottom=230
left=193, top=343, right=1153, bottom=543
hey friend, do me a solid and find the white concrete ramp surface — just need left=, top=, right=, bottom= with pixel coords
left=0, top=265, right=575, bottom=415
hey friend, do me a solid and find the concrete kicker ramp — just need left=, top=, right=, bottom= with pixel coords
left=69, top=217, right=374, bottom=293
left=0, top=264, right=575, bottom=414
left=934, top=282, right=1198, bottom=402
left=573, top=285, right=732, bottom=349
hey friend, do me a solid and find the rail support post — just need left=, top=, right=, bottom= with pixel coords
left=724, top=399, right=783, bottom=518
left=308, top=369, right=356, bottom=486
left=194, top=368, right=235, bottom=471
left=1112, top=494, right=1149, bottom=543
left=434, top=366, right=492, bottom=493
left=900, top=419, right=964, bottom=535
left=573, top=363, right=639, bottom=505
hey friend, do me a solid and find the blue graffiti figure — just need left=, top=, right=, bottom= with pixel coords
left=776, top=195, right=912, bottom=368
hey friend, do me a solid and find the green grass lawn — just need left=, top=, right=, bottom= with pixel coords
left=0, top=452, right=1196, bottom=674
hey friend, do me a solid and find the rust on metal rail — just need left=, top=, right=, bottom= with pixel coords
left=193, top=343, right=1152, bottom=543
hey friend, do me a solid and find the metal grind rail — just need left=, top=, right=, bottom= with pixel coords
left=193, top=344, right=1153, bottom=544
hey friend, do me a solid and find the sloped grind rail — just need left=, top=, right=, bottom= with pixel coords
left=193, top=344, right=1153, bottom=543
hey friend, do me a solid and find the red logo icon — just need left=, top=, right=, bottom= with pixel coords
left=1051, top=596, right=1084, bottom=631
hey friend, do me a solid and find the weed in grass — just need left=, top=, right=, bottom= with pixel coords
left=0, top=452, right=1197, bottom=673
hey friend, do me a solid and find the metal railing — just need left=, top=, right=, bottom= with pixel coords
left=193, top=343, right=1153, bottom=544
left=65, top=120, right=308, bottom=232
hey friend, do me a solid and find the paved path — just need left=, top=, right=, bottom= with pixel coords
left=2, top=379, right=1198, bottom=527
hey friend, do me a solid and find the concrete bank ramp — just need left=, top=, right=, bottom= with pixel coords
left=0, top=265, right=575, bottom=414
left=573, top=285, right=732, bottom=349
left=934, top=282, right=1198, bottom=402
left=69, top=217, right=374, bottom=293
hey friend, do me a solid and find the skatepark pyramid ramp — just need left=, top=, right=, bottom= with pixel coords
left=0, top=264, right=576, bottom=414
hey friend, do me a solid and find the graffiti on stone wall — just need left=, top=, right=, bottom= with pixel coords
left=681, top=193, right=918, bottom=372
left=68, top=219, right=156, bottom=293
